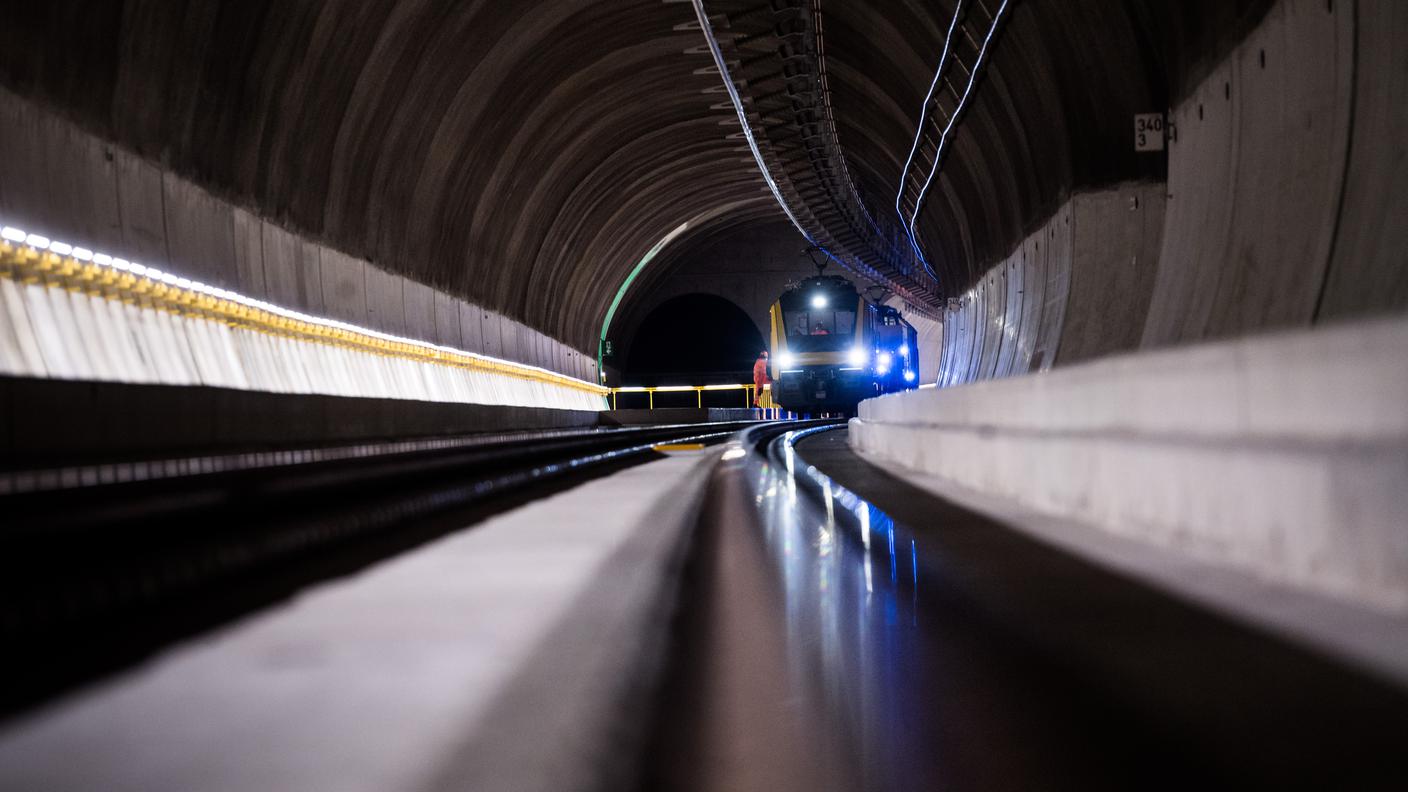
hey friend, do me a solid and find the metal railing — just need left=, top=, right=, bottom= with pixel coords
left=608, top=383, right=773, bottom=410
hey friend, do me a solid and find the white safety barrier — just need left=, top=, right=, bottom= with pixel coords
left=0, top=226, right=607, bottom=412
left=852, top=315, right=1408, bottom=613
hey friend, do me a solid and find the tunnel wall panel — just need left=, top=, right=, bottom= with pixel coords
left=261, top=225, right=324, bottom=316
left=530, top=328, right=545, bottom=370
left=401, top=281, right=437, bottom=347
left=1017, top=235, right=1046, bottom=374
left=434, top=292, right=462, bottom=350
left=974, top=272, right=995, bottom=381
left=936, top=316, right=953, bottom=387
left=934, top=196, right=1095, bottom=386
left=993, top=258, right=1023, bottom=378
left=960, top=295, right=980, bottom=385
left=959, top=285, right=982, bottom=385
left=938, top=306, right=955, bottom=387
left=43, top=118, right=124, bottom=256
left=498, top=317, right=520, bottom=365
left=1144, top=0, right=1401, bottom=347
left=364, top=266, right=407, bottom=337
left=1057, top=184, right=1166, bottom=366
left=1037, top=203, right=1074, bottom=373
left=522, top=324, right=538, bottom=369
left=1317, top=1, right=1408, bottom=319
left=231, top=209, right=268, bottom=298
left=458, top=303, right=484, bottom=355
left=957, top=285, right=980, bottom=385
left=319, top=250, right=369, bottom=326
left=1204, top=0, right=1352, bottom=337
left=163, top=174, right=239, bottom=292
left=959, top=285, right=982, bottom=384
left=481, top=311, right=505, bottom=360
left=978, top=270, right=1005, bottom=380
left=0, top=96, right=46, bottom=234
left=1142, top=61, right=1237, bottom=346
left=114, top=152, right=169, bottom=268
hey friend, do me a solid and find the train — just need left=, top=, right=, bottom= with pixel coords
left=768, top=274, right=920, bottom=413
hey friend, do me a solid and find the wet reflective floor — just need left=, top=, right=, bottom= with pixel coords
left=645, top=424, right=1408, bottom=791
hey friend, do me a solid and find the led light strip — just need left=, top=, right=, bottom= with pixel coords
left=895, top=0, right=964, bottom=267
left=0, top=224, right=607, bottom=396
left=904, top=0, right=1011, bottom=262
left=597, top=221, right=690, bottom=381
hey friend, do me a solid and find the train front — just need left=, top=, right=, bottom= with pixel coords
left=769, top=276, right=875, bottom=413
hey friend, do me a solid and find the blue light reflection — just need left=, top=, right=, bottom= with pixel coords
left=750, top=427, right=929, bottom=790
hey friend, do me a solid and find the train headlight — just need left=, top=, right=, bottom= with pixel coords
left=899, top=345, right=911, bottom=358
left=776, top=351, right=795, bottom=368
left=811, top=294, right=828, bottom=308
left=877, top=351, right=893, bottom=368
left=847, top=347, right=868, bottom=366
left=904, top=370, right=916, bottom=382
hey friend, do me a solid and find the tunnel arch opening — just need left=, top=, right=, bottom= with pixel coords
left=620, top=292, right=765, bottom=399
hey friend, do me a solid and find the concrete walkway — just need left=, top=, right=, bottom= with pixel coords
left=0, top=449, right=718, bottom=792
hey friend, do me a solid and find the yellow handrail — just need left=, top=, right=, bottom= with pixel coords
left=0, top=238, right=607, bottom=396
left=608, top=383, right=771, bottom=410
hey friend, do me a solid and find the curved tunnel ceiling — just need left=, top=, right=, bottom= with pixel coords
left=1, top=0, right=1271, bottom=353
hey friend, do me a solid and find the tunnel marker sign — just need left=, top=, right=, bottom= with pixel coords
left=1135, top=113, right=1165, bottom=152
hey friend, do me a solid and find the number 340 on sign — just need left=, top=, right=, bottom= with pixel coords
left=1134, top=113, right=1165, bottom=152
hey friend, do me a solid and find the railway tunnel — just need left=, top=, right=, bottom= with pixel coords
left=0, top=0, right=1406, bottom=788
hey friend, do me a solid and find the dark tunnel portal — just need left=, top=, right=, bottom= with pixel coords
left=623, top=293, right=766, bottom=393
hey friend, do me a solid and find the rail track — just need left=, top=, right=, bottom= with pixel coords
left=0, top=420, right=804, bottom=716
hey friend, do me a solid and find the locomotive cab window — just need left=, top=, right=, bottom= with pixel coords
left=783, top=308, right=855, bottom=351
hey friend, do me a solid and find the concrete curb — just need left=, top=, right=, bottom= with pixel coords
left=852, top=315, right=1408, bottom=612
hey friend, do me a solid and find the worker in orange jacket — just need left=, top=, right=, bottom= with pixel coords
left=752, top=350, right=770, bottom=408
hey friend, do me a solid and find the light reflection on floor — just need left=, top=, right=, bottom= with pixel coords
left=752, top=426, right=929, bottom=791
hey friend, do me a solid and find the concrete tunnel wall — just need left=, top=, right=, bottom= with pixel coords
left=0, top=0, right=785, bottom=357
left=0, top=0, right=1400, bottom=400
left=0, top=87, right=599, bottom=385
left=0, top=0, right=1296, bottom=369
left=931, top=0, right=1408, bottom=388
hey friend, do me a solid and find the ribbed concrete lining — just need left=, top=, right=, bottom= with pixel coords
left=0, top=88, right=600, bottom=385
left=0, top=0, right=1398, bottom=386
left=853, top=314, right=1408, bottom=612
left=0, top=0, right=1287, bottom=353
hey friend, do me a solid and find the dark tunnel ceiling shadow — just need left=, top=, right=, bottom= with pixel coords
left=623, top=293, right=765, bottom=385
